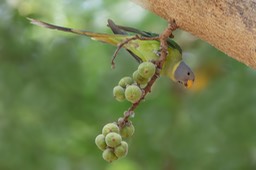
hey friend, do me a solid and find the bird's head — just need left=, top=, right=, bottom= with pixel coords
left=172, top=61, right=195, bottom=88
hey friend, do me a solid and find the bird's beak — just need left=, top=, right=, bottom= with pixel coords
left=185, top=79, right=194, bottom=88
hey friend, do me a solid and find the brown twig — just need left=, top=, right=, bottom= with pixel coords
left=111, top=35, right=159, bottom=69
left=117, top=20, right=178, bottom=127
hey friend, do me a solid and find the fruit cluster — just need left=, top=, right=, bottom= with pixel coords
left=113, top=61, right=156, bottom=103
left=95, top=122, right=135, bottom=163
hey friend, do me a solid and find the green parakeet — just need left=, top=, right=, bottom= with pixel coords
left=28, top=18, right=195, bottom=88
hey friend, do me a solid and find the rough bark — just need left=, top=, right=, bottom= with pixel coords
left=132, top=0, right=256, bottom=69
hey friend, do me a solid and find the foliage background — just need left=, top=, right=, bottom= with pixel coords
left=0, top=0, right=256, bottom=170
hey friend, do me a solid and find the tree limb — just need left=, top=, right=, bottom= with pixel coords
left=132, top=0, right=256, bottom=69
left=118, top=21, right=178, bottom=128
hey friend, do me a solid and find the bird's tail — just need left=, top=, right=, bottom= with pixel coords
left=28, top=18, right=126, bottom=46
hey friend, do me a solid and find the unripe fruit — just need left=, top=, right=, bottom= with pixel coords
left=138, top=62, right=156, bottom=79
left=102, top=148, right=118, bottom=163
left=102, top=123, right=120, bottom=136
left=133, top=70, right=149, bottom=85
left=125, top=85, right=142, bottom=103
left=118, top=76, right=133, bottom=88
left=105, top=132, right=122, bottom=147
left=113, top=86, right=125, bottom=102
left=114, top=141, right=128, bottom=158
left=95, top=134, right=107, bottom=151
left=120, top=123, right=135, bottom=138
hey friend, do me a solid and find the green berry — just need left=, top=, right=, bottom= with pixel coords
left=105, top=132, right=122, bottom=147
left=133, top=70, right=149, bottom=85
left=113, top=86, right=125, bottom=102
left=114, top=141, right=128, bottom=158
left=95, top=134, right=107, bottom=151
left=118, top=77, right=133, bottom=88
left=120, top=123, right=135, bottom=138
left=125, top=85, right=142, bottom=103
left=102, top=148, right=118, bottom=163
left=102, top=123, right=120, bottom=136
left=138, top=62, right=156, bottom=79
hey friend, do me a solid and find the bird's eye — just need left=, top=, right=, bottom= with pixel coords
left=187, top=72, right=190, bottom=76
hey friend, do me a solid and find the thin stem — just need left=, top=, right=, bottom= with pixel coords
left=111, top=35, right=159, bottom=68
left=117, top=20, right=178, bottom=127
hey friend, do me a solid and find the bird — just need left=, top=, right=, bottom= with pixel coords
left=28, top=18, right=195, bottom=88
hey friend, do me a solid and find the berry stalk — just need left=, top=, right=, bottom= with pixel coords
left=119, top=20, right=178, bottom=127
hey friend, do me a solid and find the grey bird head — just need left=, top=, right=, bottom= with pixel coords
left=174, top=61, right=195, bottom=88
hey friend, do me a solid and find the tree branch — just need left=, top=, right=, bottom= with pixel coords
left=132, top=0, right=256, bottom=69
left=117, top=21, right=178, bottom=128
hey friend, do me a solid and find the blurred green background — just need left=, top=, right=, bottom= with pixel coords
left=0, top=0, right=256, bottom=170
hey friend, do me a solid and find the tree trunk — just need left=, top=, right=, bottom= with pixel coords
left=132, top=0, right=256, bottom=69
